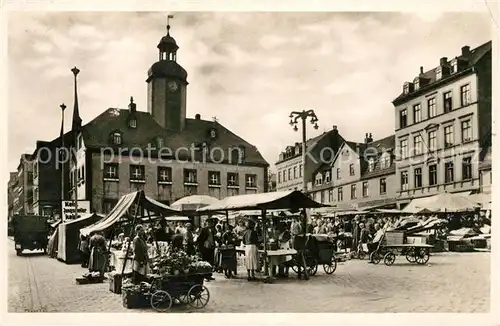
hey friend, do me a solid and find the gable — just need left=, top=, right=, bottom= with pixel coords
left=329, top=142, right=361, bottom=169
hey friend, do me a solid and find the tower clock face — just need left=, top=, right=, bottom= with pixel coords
left=167, top=80, right=179, bottom=92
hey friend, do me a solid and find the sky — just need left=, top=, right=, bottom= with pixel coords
left=7, top=11, right=493, bottom=173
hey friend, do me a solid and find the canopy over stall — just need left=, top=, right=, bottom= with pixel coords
left=404, top=192, right=479, bottom=214
left=80, top=190, right=181, bottom=236
left=197, top=190, right=327, bottom=281
left=171, top=195, right=220, bottom=212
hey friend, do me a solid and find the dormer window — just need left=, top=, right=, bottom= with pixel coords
left=368, top=158, right=375, bottom=172
left=112, top=132, right=122, bottom=145
left=129, top=118, right=137, bottom=128
left=324, top=171, right=331, bottom=183
left=451, top=59, right=458, bottom=74
left=403, top=83, right=409, bottom=94
left=414, top=78, right=420, bottom=91
left=315, top=173, right=323, bottom=186
left=436, top=67, right=442, bottom=80
left=157, top=137, right=164, bottom=148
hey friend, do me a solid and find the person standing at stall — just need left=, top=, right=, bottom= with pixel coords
left=221, top=224, right=238, bottom=278
left=196, top=219, right=217, bottom=279
left=78, top=234, right=90, bottom=268
left=132, top=224, right=149, bottom=284
left=88, top=231, right=107, bottom=277
left=243, top=220, right=259, bottom=281
left=183, top=223, right=195, bottom=255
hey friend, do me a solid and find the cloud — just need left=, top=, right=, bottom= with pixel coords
left=7, top=11, right=492, bottom=173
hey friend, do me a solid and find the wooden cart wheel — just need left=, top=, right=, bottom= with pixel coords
left=405, top=249, right=417, bottom=263
left=291, top=261, right=300, bottom=274
left=383, top=252, right=396, bottom=266
left=308, top=263, right=318, bottom=276
left=415, top=248, right=430, bottom=265
left=323, top=256, right=337, bottom=275
left=150, top=290, right=172, bottom=312
left=370, top=251, right=381, bottom=264
left=187, top=285, right=210, bottom=309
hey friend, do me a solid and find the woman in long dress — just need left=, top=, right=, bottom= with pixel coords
left=88, top=232, right=107, bottom=277
left=243, top=220, right=259, bottom=281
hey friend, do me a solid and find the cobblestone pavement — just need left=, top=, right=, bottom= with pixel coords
left=7, top=239, right=490, bottom=313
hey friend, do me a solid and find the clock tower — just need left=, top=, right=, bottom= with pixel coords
left=147, top=23, right=188, bottom=131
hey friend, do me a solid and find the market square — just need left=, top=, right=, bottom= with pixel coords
left=5, top=10, right=494, bottom=318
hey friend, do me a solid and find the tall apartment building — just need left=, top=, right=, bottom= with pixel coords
left=65, top=24, right=268, bottom=214
left=275, top=126, right=344, bottom=192
left=392, top=41, right=492, bottom=208
left=7, top=172, right=17, bottom=219
left=309, top=133, right=397, bottom=209
left=11, top=154, right=34, bottom=215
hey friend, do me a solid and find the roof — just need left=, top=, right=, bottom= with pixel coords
left=360, top=134, right=396, bottom=178
left=197, top=190, right=327, bottom=212
left=393, top=41, right=492, bottom=104
left=81, top=108, right=269, bottom=167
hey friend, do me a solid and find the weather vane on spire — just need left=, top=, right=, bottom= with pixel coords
left=167, top=14, right=174, bottom=35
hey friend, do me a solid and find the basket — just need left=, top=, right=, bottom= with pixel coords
left=109, top=272, right=122, bottom=294
left=121, top=288, right=149, bottom=309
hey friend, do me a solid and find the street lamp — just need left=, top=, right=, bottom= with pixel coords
left=289, top=109, right=319, bottom=193
left=60, top=103, right=66, bottom=221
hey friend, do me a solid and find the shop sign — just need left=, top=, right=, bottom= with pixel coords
left=62, top=200, right=90, bottom=220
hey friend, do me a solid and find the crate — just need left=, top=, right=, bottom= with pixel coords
left=385, top=231, right=404, bottom=245
left=121, top=288, right=149, bottom=309
left=407, top=236, right=427, bottom=245
left=109, top=272, right=122, bottom=294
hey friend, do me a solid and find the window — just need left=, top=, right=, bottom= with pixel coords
left=400, top=139, right=408, bottom=159
left=460, top=84, right=471, bottom=106
left=336, top=168, right=340, bottom=180
left=299, top=164, right=302, bottom=177
left=401, top=171, right=409, bottom=190
left=129, top=119, right=137, bottom=128
left=379, top=178, right=387, bottom=194
left=413, top=135, right=423, bottom=155
left=282, top=170, right=287, bottom=182
left=350, top=184, right=357, bottom=199
left=451, top=59, right=458, bottom=73
left=414, top=167, right=422, bottom=188
left=403, top=83, right=409, bottom=94
left=246, top=174, right=257, bottom=188
left=349, top=164, right=355, bottom=176
left=158, top=167, right=172, bottom=183
left=414, top=78, right=420, bottom=91
left=429, top=164, right=437, bottom=186
left=293, top=167, right=297, bottom=179
left=328, top=189, right=333, bottom=202
left=227, top=172, right=239, bottom=187
left=428, top=97, right=437, bottom=118
left=413, top=104, right=422, bottom=123
left=157, top=138, right=164, bottom=148
left=444, top=125, right=454, bottom=148
left=130, top=165, right=145, bottom=182
left=436, top=67, right=442, bottom=80
left=112, top=132, right=122, bottom=145
left=184, top=169, right=197, bottom=184
left=444, top=91, right=453, bottom=113
left=399, top=109, right=408, bottom=128
left=315, top=173, right=323, bottom=186
left=104, top=163, right=118, bottom=180
left=208, top=171, right=221, bottom=186
left=445, top=162, right=454, bottom=183
left=362, top=182, right=368, bottom=197
left=368, top=158, right=375, bottom=172
left=381, top=155, right=391, bottom=169
left=288, top=168, right=291, bottom=181
left=462, top=157, right=472, bottom=180
left=337, top=187, right=343, bottom=201
left=324, top=171, right=331, bottom=183
left=428, top=131, right=437, bottom=151
left=461, top=120, right=472, bottom=142
left=278, top=172, right=281, bottom=183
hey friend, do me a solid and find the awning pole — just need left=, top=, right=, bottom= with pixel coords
left=121, top=192, right=142, bottom=278
left=225, top=210, right=229, bottom=225
left=262, top=209, right=268, bottom=277
left=147, top=210, right=160, bottom=255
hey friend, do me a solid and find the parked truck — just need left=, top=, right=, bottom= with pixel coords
left=12, top=215, right=49, bottom=255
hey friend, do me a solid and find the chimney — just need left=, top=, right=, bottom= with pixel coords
left=461, top=46, right=471, bottom=58
left=365, top=133, right=373, bottom=143
left=195, top=113, right=201, bottom=120
left=419, top=66, right=424, bottom=75
left=440, top=57, right=448, bottom=66
left=128, top=96, right=136, bottom=113
left=332, top=125, right=338, bottom=132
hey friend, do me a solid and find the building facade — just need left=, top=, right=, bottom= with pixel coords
left=66, top=25, right=268, bottom=214
left=392, top=42, right=492, bottom=208
left=7, top=172, right=17, bottom=219
left=309, top=134, right=397, bottom=209
left=275, top=126, right=343, bottom=192
left=11, top=154, right=34, bottom=215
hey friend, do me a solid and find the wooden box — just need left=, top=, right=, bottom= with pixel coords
left=385, top=231, right=404, bottom=245
left=109, top=272, right=122, bottom=294
left=121, top=288, right=149, bottom=309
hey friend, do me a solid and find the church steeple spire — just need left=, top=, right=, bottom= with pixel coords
left=158, top=15, right=178, bottom=61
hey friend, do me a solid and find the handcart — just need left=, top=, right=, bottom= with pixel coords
left=369, top=230, right=434, bottom=266
left=289, top=234, right=337, bottom=275
left=122, top=272, right=211, bottom=312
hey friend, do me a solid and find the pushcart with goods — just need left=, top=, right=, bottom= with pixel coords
left=289, top=234, right=337, bottom=276
left=369, top=230, right=434, bottom=266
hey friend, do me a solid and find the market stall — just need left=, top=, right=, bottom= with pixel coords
left=57, top=213, right=104, bottom=264
left=197, top=190, right=328, bottom=282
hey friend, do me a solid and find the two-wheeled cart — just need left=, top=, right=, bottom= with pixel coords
left=289, top=234, right=337, bottom=276
left=369, top=230, right=434, bottom=266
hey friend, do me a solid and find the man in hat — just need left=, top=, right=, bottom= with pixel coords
left=196, top=218, right=217, bottom=280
